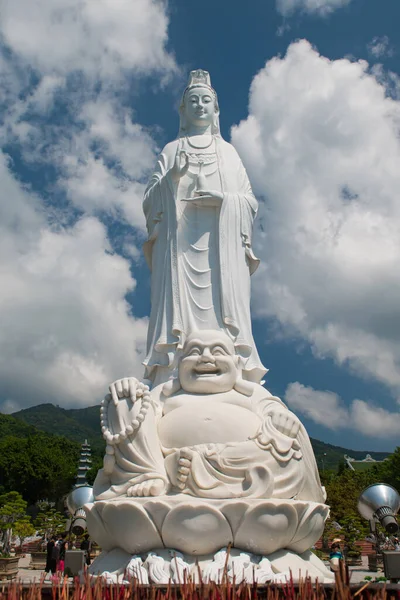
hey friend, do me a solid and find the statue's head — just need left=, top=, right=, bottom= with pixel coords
left=179, top=69, right=220, bottom=136
left=178, top=329, right=239, bottom=394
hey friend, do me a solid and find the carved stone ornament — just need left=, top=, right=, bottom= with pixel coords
left=84, top=70, right=332, bottom=583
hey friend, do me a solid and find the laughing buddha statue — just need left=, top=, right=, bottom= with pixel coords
left=87, top=329, right=329, bottom=580
left=94, top=329, right=324, bottom=504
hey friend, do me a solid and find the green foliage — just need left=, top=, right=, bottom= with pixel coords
left=364, top=575, right=388, bottom=583
left=13, top=518, right=36, bottom=544
left=322, top=453, right=400, bottom=555
left=310, top=438, right=389, bottom=472
left=0, top=433, right=80, bottom=504
left=375, top=446, right=400, bottom=491
left=0, top=492, right=27, bottom=530
left=0, top=414, right=38, bottom=439
left=11, top=403, right=105, bottom=455
left=339, top=513, right=368, bottom=555
left=325, top=467, right=381, bottom=523
left=0, top=491, right=33, bottom=553
left=34, top=502, right=66, bottom=539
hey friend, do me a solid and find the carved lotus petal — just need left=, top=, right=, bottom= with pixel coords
left=162, top=504, right=232, bottom=555
left=102, top=501, right=163, bottom=554
left=288, top=503, right=328, bottom=553
left=85, top=503, right=115, bottom=551
left=235, top=502, right=298, bottom=555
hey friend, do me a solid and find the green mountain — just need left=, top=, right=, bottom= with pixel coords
left=11, top=403, right=104, bottom=456
left=310, top=437, right=389, bottom=471
left=0, top=412, right=81, bottom=503
left=8, top=403, right=391, bottom=471
left=0, top=412, right=39, bottom=439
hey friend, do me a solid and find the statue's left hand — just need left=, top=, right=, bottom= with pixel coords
left=109, top=377, right=140, bottom=406
left=184, top=190, right=223, bottom=207
left=270, top=411, right=300, bottom=439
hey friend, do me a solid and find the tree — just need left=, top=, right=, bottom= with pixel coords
left=0, top=491, right=32, bottom=555
left=322, top=465, right=382, bottom=555
left=34, top=502, right=66, bottom=540
left=0, top=434, right=80, bottom=504
left=13, top=518, right=36, bottom=551
left=375, top=447, right=400, bottom=492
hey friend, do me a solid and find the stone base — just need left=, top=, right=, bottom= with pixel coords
left=86, top=547, right=334, bottom=584
left=85, top=496, right=328, bottom=557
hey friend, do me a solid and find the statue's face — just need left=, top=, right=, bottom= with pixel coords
left=183, top=86, right=216, bottom=128
left=178, top=330, right=238, bottom=394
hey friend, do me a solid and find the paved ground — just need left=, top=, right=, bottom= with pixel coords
left=8, top=554, right=388, bottom=586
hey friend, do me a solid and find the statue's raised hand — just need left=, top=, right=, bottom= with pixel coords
left=109, top=377, right=139, bottom=406
left=170, top=145, right=189, bottom=183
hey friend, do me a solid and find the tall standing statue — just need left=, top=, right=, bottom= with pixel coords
left=85, top=71, right=333, bottom=584
left=142, top=69, right=265, bottom=387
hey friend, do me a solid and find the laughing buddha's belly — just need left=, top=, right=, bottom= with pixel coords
left=158, top=402, right=261, bottom=449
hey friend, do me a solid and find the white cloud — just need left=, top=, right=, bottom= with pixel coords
left=368, top=36, right=394, bottom=60
left=285, top=382, right=348, bottom=428
left=285, top=382, right=400, bottom=437
left=59, top=97, right=156, bottom=228
left=0, top=0, right=175, bottom=78
left=0, top=152, right=148, bottom=411
left=276, top=0, right=351, bottom=16
left=0, top=0, right=174, bottom=412
left=232, top=40, right=400, bottom=398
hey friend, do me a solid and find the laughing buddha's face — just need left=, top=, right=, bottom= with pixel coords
left=178, top=330, right=238, bottom=394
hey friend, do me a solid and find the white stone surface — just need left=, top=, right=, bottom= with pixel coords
left=86, top=69, right=329, bottom=580
left=87, top=547, right=334, bottom=584
left=142, top=69, right=265, bottom=386
left=93, top=330, right=325, bottom=505
left=86, top=496, right=328, bottom=557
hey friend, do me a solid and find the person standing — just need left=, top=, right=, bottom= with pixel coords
left=45, top=535, right=57, bottom=577
left=329, top=542, right=344, bottom=572
left=80, top=534, right=92, bottom=566
left=57, top=533, right=68, bottom=575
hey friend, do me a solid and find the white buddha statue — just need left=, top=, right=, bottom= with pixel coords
left=93, top=329, right=324, bottom=504
left=142, top=69, right=265, bottom=386
left=85, top=70, right=331, bottom=583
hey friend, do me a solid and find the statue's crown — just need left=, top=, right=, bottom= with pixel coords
left=187, top=69, right=212, bottom=88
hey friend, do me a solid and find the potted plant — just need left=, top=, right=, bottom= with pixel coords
left=31, top=502, right=66, bottom=569
left=0, top=491, right=36, bottom=579
left=0, top=491, right=33, bottom=553
left=339, top=514, right=366, bottom=566
left=12, top=516, right=36, bottom=557
left=0, top=550, right=20, bottom=581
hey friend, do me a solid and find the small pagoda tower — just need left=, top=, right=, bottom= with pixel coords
left=75, top=439, right=92, bottom=486
left=66, top=439, right=94, bottom=535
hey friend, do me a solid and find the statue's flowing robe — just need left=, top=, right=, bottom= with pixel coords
left=93, top=383, right=326, bottom=504
left=143, top=136, right=266, bottom=384
left=159, top=385, right=326, bottom=503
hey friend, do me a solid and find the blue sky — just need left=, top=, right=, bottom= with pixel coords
left=1, top=0, right=400, bottom=452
